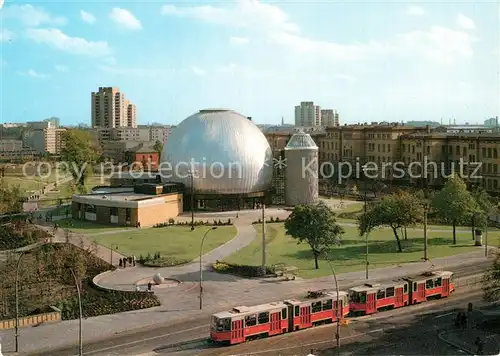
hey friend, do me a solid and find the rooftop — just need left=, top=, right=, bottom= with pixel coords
left=285, top=131, right=318, bottom=150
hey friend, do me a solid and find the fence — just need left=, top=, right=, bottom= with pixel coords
left=0, top=306, right=61, bottom=330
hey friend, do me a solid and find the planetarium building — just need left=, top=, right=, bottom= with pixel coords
left=160, top=109, right=274, bottom=210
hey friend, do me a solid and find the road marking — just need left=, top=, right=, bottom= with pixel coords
left=228, top=327, right=393, bottom=356
left=82, top=324, right=209, bottom=355
left=433, top=312, right=454, bottom=319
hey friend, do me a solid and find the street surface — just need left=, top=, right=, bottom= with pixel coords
left=19, top=264, right=489, bottom=356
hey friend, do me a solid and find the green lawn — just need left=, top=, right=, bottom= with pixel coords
left=56, top=219, right=137, bottom=234
left=224, top=223, right=500, bottom=279
left=93, top=225, right=237, bottom=262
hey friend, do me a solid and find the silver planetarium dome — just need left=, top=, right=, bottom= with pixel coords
left=160, top=109, right=273, bottom=194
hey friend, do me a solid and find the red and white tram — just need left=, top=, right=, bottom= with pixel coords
left=209, top=270, right=456, bottom=345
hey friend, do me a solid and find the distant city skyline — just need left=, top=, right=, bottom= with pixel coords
left=1, top=1, right=498, bottom=126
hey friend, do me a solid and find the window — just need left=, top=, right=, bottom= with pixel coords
left=312, top=301, right=322, bottom=313
left=386, top=287, right=395, bottom=298
left=404, top=284, right=408, bottom=293
left=483, top=147, right=487, bottom=158
left=245, top=315, right=257, bottom=327
left=322, top=299, right=333, bottom=310
left=494, top=148, right=498, bottom=158
left=281, top=308, right=287, bottom=320
left=488, top=148, right=492, bottom=158
left=110, top=207, right=118, bottom=216
left=413, top=282, right=417, bottom=292
left=211, top=317, right=231, bottom=332
left=456, top=146, right=460, bottom=155
left=258, top=312, right=269, bottom=324
left=434, top=278, right=442, bottom=287
left=294, top=306, right=300, bottom=317
left=426, top=279, right=434, bottom=289
left=376, top=289, right=386, bottom=300
left=126, top=208, right=131, bottom=220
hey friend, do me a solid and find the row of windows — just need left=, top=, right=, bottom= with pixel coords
left=244, top=309, right=287, bottom=327
left=367, top=143, right=392, bottom=153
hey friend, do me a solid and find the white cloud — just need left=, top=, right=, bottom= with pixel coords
left=457, top=13, right=475, bottom=30
left=161, top=0, right=300, bottom=34
left=0, top=28, right=14, bottom=42
left=161, top=1, right=476, bottom=65
left=55, top=65, right=68, bottom=72
left=191, top=66, right=205, bottom=76
left=26, top=28, right=113, bottom=58
left=229, top=36, right=249, bottom=45
left=2, top=4, right=66, bottom=27
left=110, top=8, right=142, bottom=30
left=80, top=10, right=96, bottom=24
left=406, top=6, right=425, bottom=16
left=19, top=69, right=49, bottom=79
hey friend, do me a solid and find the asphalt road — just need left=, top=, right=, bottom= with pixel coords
left=23, top=260, right=492, bottom=356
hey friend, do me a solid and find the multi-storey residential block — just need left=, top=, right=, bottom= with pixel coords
left=320, top=109, right=340, bottom=127
left=91, top=87, right=137, bottom=128
left=295, top=101, right=322, bottom=126
left=23, top=127, right=66, bottom=155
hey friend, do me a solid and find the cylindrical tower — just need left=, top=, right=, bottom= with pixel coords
left=284, top=131, right=319, bottom=206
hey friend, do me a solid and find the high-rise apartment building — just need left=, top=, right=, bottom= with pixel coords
left=23, top=127, right=66, bottom=154
left=91, top=87, right=137, bottom=128
left=320, top=109, right=340, bottom=127
left=295, top=101, right=321, bottom=126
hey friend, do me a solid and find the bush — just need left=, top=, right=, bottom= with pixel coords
left=138, top=252, right=189, bottom=267
left=212, top=261, right=275, bottom=278
left=57, top=282, right=160, bottom=320
left=251, top=217, right=283, bottom=225
left=0, top=223, right=51, bottom=250
left=168, top=218, right=175, bottom=225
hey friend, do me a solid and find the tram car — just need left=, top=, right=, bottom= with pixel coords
left=348, top=270, right=454, bottom=315
left=210, top=290, right=348, bottom=345
left=209, top=270, right=455, bottom=345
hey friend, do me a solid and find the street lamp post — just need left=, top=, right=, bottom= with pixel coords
left=199, top=227, right=217, bottom=310
left=423, top=203, right=429, bottom=261
left=15, top=251, right=29, bottom=353
left=322, top=251, right=341, bottom=352
left=188, top=170, right=197, bottom=231
left=70, top=269, right=83, bottom=356
left=362, top=165, right=369, bottom=280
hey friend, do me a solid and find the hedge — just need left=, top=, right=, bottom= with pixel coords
left=212, top=261, right=276, bottom=278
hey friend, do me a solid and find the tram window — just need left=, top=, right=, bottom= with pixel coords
left=323, top=299, right=332, bottom=310
left=245, top=315, right=257, bottom=327
left=386, top=287, right=395, bottom=298
left=281, top=308, right=287, bottom=319
left=404, top=284, right=408, bottom=293
left=344, top=296, right=348, bottom=306
left=434, top=278, right=442, bottom=287
left=312, top=301, right=322, bottom=313
left=376, top=289, right=385, bottom=299
left=295, top=306, right=300, bottom=317
left=360, top=293, right=366, bottom=303
left=258, top=312, right=269, bottom=324
left=426, top=279, right=434, bottom=289
left=413, top=282, right=417, bottom=292
left=212, top=317, right=231, bottom=331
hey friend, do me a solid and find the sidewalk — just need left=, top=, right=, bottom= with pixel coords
left=439, top=329, right=500, bottom=354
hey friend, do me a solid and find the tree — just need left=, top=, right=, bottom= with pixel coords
left=471, top=186, right=494, bottom=239
left=0, top=184, right=23, bottom=214
left=358, top=190, right=424, bottom=252
left=60, top=130, right=99, bottom=190
left=284, top=201, right=344, bottom=269
left=483, top=252, right=500, bottom=302
left=432, top=175, right=477, bottom=244
left=153, top=140, right=163, bottom=154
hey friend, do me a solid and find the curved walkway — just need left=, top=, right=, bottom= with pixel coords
left=96, top=217, right=258, bottom=291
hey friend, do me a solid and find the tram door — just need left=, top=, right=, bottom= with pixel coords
left=366, top=292, right=377, bottom=314
left=300, top=305, right=312, bottom=328
left=442, top=278, right=450, bottom=297
left=269, top=312, right=281, bottom=335
left=231, top=319, right=244, bottom=344
left=396, top=287, right=404, bottom=307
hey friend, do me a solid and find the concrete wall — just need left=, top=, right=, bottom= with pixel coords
left=137, top=194, right=183, bottom=227
left=0, top=306, right=61, bottom=330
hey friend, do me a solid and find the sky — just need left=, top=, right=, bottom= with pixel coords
left=0, top=0, right=499, bottom=126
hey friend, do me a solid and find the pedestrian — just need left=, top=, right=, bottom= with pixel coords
left=133, top=255, right=136, bottom=266
left=147, top=282, right=152, bottom=291
left=475, top=336, right=484, bottom=355
left=119, top=258, right=123, bottom=268
left=123, top=258, right=127, bottom=268
left=128, top=256, right=133, bottom=265
left=135, top=285, right=140, bottom=292
left=461, top=313, right=468, bottom=329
